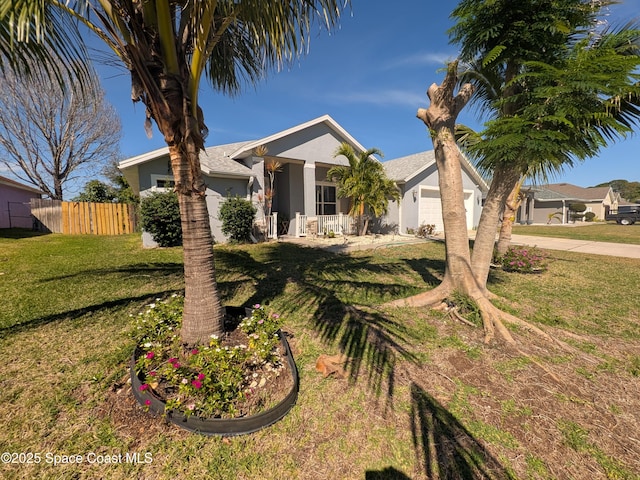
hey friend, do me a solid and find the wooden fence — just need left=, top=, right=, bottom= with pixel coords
left=30, top=199, right=137, bottom=235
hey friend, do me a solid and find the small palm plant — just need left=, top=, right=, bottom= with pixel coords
left=327, top=143, right=399, bottom=236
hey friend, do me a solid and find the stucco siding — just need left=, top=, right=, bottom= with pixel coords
left=261, top=123, right=349, bottom=166
left=138, top=157, right=172, bottom=191
left=207, top=176, right=251, bottom=243
left=0, top=184, right=40, bottom=229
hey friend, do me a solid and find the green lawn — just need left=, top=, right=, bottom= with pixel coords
left=512, top=222, right=640, bottom=244
left=1, top=230, right=639, bottom=479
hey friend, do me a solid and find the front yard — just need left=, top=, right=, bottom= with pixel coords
left=0, top=230, right=638, bottom=479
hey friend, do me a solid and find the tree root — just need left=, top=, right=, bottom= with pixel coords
left=386, top=287, right=580, bottom=359
left=383, top=282, right=452, bottom=308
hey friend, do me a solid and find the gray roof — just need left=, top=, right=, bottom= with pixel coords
left=200, top=141, right=255, bottom=177
left=524, top=183, right=612, bottom=202
left=383, top=151, right=436, bottom=182
left=383, top=150, right=489, bottom=193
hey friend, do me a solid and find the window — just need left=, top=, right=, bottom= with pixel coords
left=151, top=174, right=175, bottom=191
left=316, top=184, right=336, bottom=215
left=156, top=179, right=175, bottom=189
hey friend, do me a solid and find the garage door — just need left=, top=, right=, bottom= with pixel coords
left=419, top=189, right=444, bottom=232
left=419, top=188, right=475, bottom=233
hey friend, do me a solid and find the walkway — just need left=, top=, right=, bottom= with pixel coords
left=281, top=233, right=640, bottom=259
left=509, top=234, right=640, bottom=259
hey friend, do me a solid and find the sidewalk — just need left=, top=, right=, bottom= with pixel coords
left=509, top=234, right=640, bottom=259
left=282, top=232, right=640, bottom=259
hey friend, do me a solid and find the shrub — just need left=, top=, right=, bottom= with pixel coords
left=140, top=191, right=182, bottom=247
left=584, top=211, right=596, bottom=222
left=498, top=245, right=548, bottom=273
left=568, top=203, right=587, bottom=213
left=219, top=196, right=257, bottom=243
left=416, top=224, right=436, bottom=238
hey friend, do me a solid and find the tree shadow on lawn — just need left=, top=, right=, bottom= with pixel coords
left=221, top=244, right=515, bottom=478
left=0, top=290, right=181, bottom=339
left=410, top=383, right=515, bottom=480
left=215, top=243, right=423, bottom=402
left=37, top=262, right=183, bottom=283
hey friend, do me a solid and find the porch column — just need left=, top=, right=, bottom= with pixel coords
left=303, top=163, right=316, bottom=216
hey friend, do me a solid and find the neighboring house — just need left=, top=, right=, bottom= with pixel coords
left=0, top=175, right=43, bottom=229
left=118, top=114, right=488, bottom=245
left=382, top=150, right=488, bottom=234
left=517, top=183, right=617, bottom=224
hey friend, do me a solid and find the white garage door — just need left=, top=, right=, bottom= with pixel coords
left=419, top=189, right=444, bottom=233
left=419, top=188, right=475, bottom=233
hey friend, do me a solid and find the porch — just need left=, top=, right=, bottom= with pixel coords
left=262, top=213, right=356, bottom=239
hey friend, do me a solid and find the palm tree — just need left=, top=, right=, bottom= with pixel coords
left=327, top=143, right=399, bottom=236
left=1, top=0, right=349, bottom=345
left=391, top=1, right=640, bottom=345
left=451, top=0, right=640, bottom=285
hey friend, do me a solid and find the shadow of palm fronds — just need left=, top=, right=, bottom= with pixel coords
left=410, top=383, right=515, bottom=480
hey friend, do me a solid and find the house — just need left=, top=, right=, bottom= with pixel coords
left=119, top=115, right=365, bottom=245
left=118, top=115, right=488, bottom=245
left=517, top=183, right=618, bottom=224
left=382, top=150, right=488, bottom=234
left=0, top=175, right=43, bottom=229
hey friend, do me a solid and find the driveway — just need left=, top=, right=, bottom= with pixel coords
left=510, top=234, right=640, bottom=259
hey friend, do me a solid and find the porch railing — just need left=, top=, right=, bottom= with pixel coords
left=295, top=213, right=354, bottom=237
left=318, top=213, right=354, bottom=235
left=266, top=212, right=278, bottom=239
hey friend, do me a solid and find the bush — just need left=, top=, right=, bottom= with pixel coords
left=416, top=224, right=436, bottom=238
left=219, top=196, right=257, bottom=243
left=568, top=203, right=587, bottom=213
left=584, top=211, right=596, bottom=222
left=498, top=245, right=548, bottom=273
left=140, top=191, right=182, bottom=247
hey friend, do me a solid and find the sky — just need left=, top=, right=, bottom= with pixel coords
left=91, top=0, right=640, bottom=192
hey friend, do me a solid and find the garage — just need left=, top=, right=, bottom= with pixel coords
left=419, top=187, right=475, bottom=233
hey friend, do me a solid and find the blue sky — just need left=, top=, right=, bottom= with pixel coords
left=97, top=0, right=640, bottom=190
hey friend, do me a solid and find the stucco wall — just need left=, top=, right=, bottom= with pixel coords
left=262, top=123, right=350, bottom=165
left=0, top=185, right=40, bottom=229
left=384, top=161, right=484, bottom=234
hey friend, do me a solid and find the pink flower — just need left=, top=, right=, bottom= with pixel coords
left=191, top=380, right=202, bottom=389
left=191, top=348, right=199, bottom=355
left=253, top=304, right=261, bottom=309
left=139, top=383, right=149, bottom=391
left=146, top=351, right=155, bottom=360
left=197, top=373, right=205, bottom=381
left=168, top=357, right=178, bottom=364
left=173, top=362, right=181, bottom=369
left=272, top=314, right=280, bottom=319
left=258, top=319, right=264, bottom=325
left=148, top=371, right=157, bottom=377
left=144, top=399, right=151, bottom=406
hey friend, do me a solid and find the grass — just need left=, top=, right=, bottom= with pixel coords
left=1, top=229, right=639, bottom=479
left=511, top=222, right=640, bottom=244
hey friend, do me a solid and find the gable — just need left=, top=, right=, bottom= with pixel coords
left=258, top=123, right=350, bottom=165
left=229, top=115, right=367, bottom=167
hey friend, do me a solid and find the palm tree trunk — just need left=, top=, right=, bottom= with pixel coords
left=495, top=178, right=524, bottom=257
left=168, top=141, right=224, bottom=345
left=470, top=165, right=522, bottom=289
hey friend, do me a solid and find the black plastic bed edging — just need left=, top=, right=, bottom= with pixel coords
left=130, top=329, right=299, bottom=436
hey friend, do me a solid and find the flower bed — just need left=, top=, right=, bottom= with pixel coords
left=130, top=296, right=298, bottom=436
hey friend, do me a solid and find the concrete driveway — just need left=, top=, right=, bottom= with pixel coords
left=510, top=234, right=640, bottom=259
